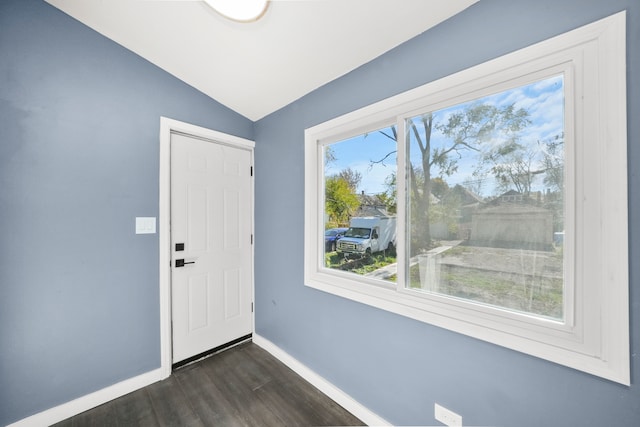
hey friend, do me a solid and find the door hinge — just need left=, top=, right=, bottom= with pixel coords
left=251, top=234, right=253, bottom=244
left=251, top=302, right=254, bottom=313
left=250, top=166, right=253, bottom=176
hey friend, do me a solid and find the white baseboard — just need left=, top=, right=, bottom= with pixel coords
left=8, top=367, right=165, bottom=427
left=252, top=334, right=391, bottom=426
left=10, top=337, right=389, bottom=427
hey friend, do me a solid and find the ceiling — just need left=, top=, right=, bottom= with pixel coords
left=45, top=0, right=478, bottom=121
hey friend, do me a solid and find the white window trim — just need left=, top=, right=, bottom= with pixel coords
left=304, top=12, right=628, bottom=384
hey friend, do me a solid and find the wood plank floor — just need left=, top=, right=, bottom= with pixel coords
left=52, top=341, right=365, bottom=426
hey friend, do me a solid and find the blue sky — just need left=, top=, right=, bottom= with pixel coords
left=325, top=74, right=565, bottom=197
left=325, top=126, right=398, bottom=195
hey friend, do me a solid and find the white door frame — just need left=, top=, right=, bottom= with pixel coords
left=159, top=116, right=255, bottom=378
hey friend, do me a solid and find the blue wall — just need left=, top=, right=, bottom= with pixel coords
left=0, top=0, right=253, bottom=424
left=254, top=0, right=640, bottom=425
left=2, top=0, right=639, bottom=425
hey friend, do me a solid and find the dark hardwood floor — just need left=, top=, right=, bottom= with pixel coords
left=52, top=341, right=365, bottom=426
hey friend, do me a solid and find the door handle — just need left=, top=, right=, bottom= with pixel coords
left=175, top=259, right=195, bottom=268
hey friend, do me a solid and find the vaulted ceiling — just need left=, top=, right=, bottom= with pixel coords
left=45, top=0, right=478, bottom=121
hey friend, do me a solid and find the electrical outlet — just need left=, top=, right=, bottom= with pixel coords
left=435, top=403, right=462, bottom=426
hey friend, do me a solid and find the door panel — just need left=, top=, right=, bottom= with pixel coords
left=188, top=273, right=209, bottom=331
left=224, top=269, right=241, bottom=319
left=224, top=189, right=241, bottom=249
left=171, top=132, right=252, bottom=363
left=188, top=186, right=208, bottom=252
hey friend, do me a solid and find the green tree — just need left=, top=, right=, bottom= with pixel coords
left=325, top=175, right=360, bottom=226
left=431, top=177, right=450, bottom=200
left=377, top=172, right=398, bottom=214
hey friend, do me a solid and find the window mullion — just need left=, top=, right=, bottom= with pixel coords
left=395, top=115, right=408, bottom=292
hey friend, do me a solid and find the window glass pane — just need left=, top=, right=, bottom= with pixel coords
left=323, top=126, right=397, bottom=284
left=405, top=76, right=565, bottom=320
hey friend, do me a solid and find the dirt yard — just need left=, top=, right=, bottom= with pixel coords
left=415, top=243, right=564, bottom=319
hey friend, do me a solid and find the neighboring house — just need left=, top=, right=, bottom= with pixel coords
left=497, top=189, right=526, bottom=203
left=431, top=185, right=484, bottom=240
left=469, top=191, right=554, bottom=250
left=354, top=192, right=391, bottom=218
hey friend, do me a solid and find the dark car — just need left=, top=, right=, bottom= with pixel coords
left=325, top=228, right=349, bottom=252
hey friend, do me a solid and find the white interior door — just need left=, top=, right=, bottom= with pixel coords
left=170, top=132, right=253, bottom=364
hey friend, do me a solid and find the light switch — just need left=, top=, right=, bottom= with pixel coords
left=136, top=217, right=156, bottom=234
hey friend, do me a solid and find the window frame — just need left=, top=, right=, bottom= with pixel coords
left=304, top=12, right=628, bottom=384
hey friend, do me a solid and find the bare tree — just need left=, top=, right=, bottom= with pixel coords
left=541, top=133, right=564, bottom=193
left=483, top=141, right=544, bottom=196
left=338, top=167, right=362, bottom=192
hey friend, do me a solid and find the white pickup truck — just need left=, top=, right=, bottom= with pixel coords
left=336, top=216, right=396, bottom=258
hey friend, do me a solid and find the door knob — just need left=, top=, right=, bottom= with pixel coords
left=175, top=259, right=195, bottom=268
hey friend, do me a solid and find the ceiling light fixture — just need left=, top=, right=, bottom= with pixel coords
left=203, top=0, right=269, bottom=23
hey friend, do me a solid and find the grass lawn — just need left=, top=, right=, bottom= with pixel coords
left=325, top=251, right=397, bottom=276
left=324, top=244, right=563, bottom=319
